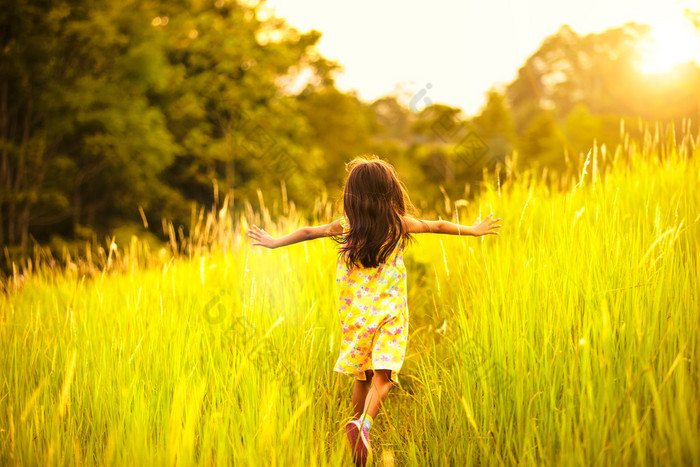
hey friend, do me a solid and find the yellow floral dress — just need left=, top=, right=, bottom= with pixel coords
left=333, top=216, right=409, bottom=384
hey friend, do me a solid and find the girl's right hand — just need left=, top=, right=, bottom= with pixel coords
left=247, top=225, right=277, bottom=248
left=472, top=214, right=502, bottom=236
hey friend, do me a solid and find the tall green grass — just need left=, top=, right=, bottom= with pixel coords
left=1, top=123, right=699, bottom=465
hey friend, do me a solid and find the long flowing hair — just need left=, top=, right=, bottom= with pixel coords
left=333, top=156, right=416, bottom=269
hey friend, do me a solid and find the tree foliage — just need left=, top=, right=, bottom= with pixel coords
left=2, top=4, right=699, bottom=261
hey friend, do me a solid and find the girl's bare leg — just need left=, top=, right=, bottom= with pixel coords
left=362, top=369, right=393, bottom=420
left=352, top=370, right=374, bottom=419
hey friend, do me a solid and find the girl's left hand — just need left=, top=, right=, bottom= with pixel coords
left=247, top=225, right=277, bottom=248
left=472, top=214, right=502, bottom=236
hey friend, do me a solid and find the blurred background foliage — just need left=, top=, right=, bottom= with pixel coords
left=1, top=0, right=699, bottom=266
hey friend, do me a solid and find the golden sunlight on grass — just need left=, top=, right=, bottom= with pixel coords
left=1, top=122, right=698, bottom=465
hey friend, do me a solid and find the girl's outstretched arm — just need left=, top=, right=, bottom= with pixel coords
left=403, top=214, right=501, bottom=236
left=247, top=220, right=343, bottom=249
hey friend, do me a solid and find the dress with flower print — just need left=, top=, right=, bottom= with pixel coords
left=333, top=216, right=409, bottom=384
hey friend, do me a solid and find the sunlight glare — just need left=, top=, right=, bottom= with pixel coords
left=637, top=16, right=700, bottom=74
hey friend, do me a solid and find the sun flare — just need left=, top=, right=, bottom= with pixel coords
left=637, top=17, right=700, bottom=74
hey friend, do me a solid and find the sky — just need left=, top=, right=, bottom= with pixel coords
left=262, top=0, right=700, bottom=116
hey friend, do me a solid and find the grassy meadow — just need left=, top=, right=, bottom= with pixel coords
left=1, top=123, right=699, bottom=466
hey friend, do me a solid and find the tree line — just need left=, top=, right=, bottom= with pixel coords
left=1, top=0, right=698, bottom=261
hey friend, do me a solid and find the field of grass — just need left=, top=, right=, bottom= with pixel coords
left=1, top=124, right=699, bottom=465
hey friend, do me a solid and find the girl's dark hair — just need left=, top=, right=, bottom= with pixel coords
left=333, top=155, right=416, bottom=269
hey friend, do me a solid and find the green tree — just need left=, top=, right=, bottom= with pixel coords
left=470, top=88, right=516, bottom=166
left=157, top=0, right=338, bottom=217
left=0, top=0, right=177, bottom=253
left=297, top=87, right=378, bottom=192
left=506, top=22, right=700, bottom=166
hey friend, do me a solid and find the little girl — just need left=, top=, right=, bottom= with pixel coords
left=247, top=156, right=501, bottom=466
